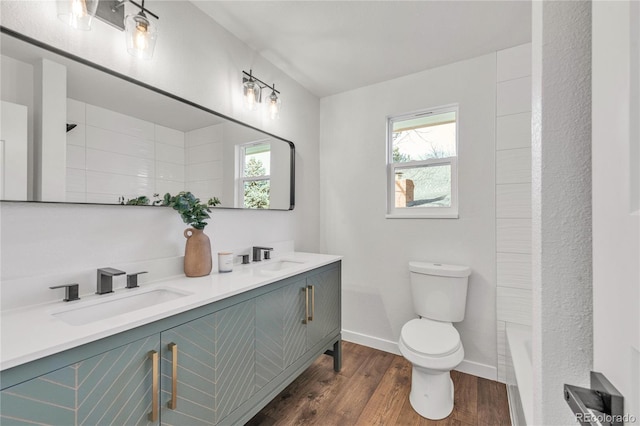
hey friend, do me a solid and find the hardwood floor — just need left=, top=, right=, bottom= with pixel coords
left=246, top=341, right=511, bottom=426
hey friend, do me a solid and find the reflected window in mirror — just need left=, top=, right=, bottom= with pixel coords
left=239, top=141, right=271, bottom=209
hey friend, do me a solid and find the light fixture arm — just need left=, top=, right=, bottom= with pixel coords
left=242, top=70, right=280, bottom=94
left=129, top=0, right=159, bottom=20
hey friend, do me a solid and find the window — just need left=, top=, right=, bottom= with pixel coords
left=239, top=141, right=271, bottom=209
left=387, top=105, right=458, bottom=218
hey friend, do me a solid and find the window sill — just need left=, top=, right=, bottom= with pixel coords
left=385, top=213, right=459, bottom=219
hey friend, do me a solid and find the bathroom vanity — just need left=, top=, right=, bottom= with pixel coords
left=0, top=254, right=341, bottom=425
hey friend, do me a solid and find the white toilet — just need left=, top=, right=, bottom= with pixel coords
left=398, top=261, right=471, bottom=420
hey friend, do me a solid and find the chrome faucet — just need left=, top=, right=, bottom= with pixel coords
left=96, top=267, right=125, bottom=294
left=252, top=246, right=274, bottom=262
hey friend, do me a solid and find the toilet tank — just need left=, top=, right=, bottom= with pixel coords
left=409, top=261, right=471, bottom=322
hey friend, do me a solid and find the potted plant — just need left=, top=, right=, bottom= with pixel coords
left=161, top=192, right=221, bottom=277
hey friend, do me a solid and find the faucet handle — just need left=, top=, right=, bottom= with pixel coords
left=238, top=254, right=250, bottom=265
left=126, top=271, right=148, bottom=289
left=50, top=283, right=80, bottom=302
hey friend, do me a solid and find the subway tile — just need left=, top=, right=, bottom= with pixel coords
left=65, top=191, right=86, bottom=203
left=497, top=218, right=531, bottom=254
left=187, top=179, right=223, bottom=201
left=497, top=43, right=532, bottom=82
left=497, top=76, right=531, bottom=116
left=86, top=149, right=154, bottom=178
left=156, top=161, right=185, bottom=182
left=185, top=124, right=223, bottom=148
left=156, top=143, right=185, bottom=165
left=186, top=142, right=223, bottom=165
left=66, top=145, right=85, bottom=170
left=86, top=171, right=152, bottom=199
left=497, top=287, right=532, bottom=326
left=66, top=98, right=85, bottom=124
left=86, top=104, right=154, bottom=140
left=86, top=192, right=131, bottom=204
left=155, top=179, right=185, bottom=196
left=155, top=125, right=184, bottom=148
left=65, top=168, right=85, bottom=193
left=497, top=148, right=531, bottom=184
left=186, top=161, right=223, bottom=182
left=66, top=123, right=86, bottom=147
left=497, top=112, right=531, bottom=151
left=497, top=253, right=532, bottom=289
left=86, top=126, right=154, bottom=159
left=497, top=183, right=531, bottom=218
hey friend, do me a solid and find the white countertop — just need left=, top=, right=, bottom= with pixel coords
left=1, top=252, right=341, bottom=371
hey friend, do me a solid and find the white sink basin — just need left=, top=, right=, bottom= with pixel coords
left=257, top=260, right=305, bottom=272
left=52, top=287, right=191, bottom=326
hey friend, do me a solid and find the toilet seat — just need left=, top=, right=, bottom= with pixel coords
left=400, top=318, right=461, bottom=357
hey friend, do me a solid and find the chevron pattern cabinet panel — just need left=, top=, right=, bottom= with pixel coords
left=255, top=287, right=286, bottom=390
left=160, top=314, right=216, bottom=426
left=215, top=300, right=256, bottom=422
left=0, top=335, right=159, bottom=426
left=283, top=281, right=307, bottom=367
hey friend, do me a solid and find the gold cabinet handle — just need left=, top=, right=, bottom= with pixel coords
left=309, top=285, right=315, bottom=322
left=302, top=286, right=309, bottom=324
left=168, top=343, right=178, bottom=410
left=148, top=350, right=159, bottom=422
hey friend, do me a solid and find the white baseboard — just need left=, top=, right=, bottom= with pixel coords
left=342, top=329, right=497, bottom=381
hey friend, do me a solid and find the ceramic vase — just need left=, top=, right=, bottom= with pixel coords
left=183, top=228, right=212, bottom=277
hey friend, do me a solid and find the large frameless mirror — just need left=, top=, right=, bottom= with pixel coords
left=0, top=28, right=295, bottom=210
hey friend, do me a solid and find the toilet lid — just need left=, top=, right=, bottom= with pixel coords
left=400, top=319, right=461, bottom=357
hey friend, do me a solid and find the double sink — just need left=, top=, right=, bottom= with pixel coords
left=51, top=258, right=306, bottom=326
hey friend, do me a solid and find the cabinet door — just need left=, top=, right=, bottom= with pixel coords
left=160, top=299, right=255, bottom=425
left=0, top=335, right=160, bottom=426
left=306, top=266, right=341, bottom=349
left=255, top=279, right=306, bottom=391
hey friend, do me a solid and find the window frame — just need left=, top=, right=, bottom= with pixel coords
left=237, top=139, right=271, bottom=208
left=386, top=105, right=459, bottom=219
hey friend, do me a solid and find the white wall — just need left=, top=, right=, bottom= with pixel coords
left=319, top=53, right=497, bottom=378
left=531, top=1, right=593, bottom=424
left=0, top=1, right=320, bottom=299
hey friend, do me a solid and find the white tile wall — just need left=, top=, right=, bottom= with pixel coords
left=185, top=124, right=223, bottom=147
left=497, top=112, right=532, bottom=150
left=67, top=100, right=187, bottom=203
left=495, top=44, right=532, bottom=383
left=497, top=44, right=532, bottom=83
left=497, top=148, right=532, bottom=184
left=186, top=161, right=223, bottom=182
left=497, top=77, right=532, bottom=117
left=86, top=104, right=154, bottom=140
left=188, top=179, right=224, bottom=201
left=86, top=126, right=155, bottom=159
left=497, top=253, right=532, bottom=289
left=497, top=183, right=532, bottom=218
left=497, top=287, right=532, bottom=326
left=497, top=219, right=532, bottom=254
left=186, top=142, right=223, bottom=164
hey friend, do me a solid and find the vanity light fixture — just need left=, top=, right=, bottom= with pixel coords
left=242, top=70, right=282, bottom=119
left=57, top=0, right=99, bottom=31
left=59, top=0, right=159, bottom=60
left=124, top=0, right=159, bottom=59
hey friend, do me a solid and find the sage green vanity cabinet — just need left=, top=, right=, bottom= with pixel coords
left=0, top=335, right=160, bottom=426
left=0, top=261, right=341, bottom=426
left=160, top=299, right=256, bottom=425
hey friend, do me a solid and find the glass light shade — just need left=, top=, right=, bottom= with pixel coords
left=267, top=90, right=281, bottom=120
left=125, top=12, right=158, bottom=60
left=57, top=0, right=98, bottom=31
left=243, top=79, right=261, bottom=111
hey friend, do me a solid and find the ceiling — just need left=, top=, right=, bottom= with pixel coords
left=192, top=1, right=532, bottom=98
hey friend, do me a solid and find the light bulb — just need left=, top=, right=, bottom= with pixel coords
left=58, top=0, right=97, bottom=30
left=134, top=23, right=149, bottom=51
left=243, top=79, right=260, bottom=111
left=125, top=12, right=157, bottom=59
left=268, top=90, right=280, bottom=120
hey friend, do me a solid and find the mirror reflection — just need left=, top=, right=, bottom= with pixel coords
left=0, top=29, right=294, bottom=210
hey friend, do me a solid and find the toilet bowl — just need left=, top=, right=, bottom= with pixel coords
left=399, top=318, right=464, bottom=420
left=399, top=261, right=471, bottom=420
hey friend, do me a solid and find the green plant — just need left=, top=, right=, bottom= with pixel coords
left=160, top=192, right=221, bottom=230
left=119, top=195, right=151, bottom=205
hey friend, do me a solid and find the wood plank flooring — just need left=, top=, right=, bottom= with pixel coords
left=246, top=341, right=511, bottom=426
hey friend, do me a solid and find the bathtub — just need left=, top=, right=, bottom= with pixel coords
left=506, top=324, right=533, bottom=426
